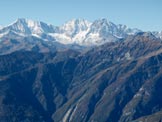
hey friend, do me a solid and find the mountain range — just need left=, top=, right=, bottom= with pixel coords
left=0, top=18, right=145, bottom=47
left=0, top=18, right=162, bottom=122
left=1, top=18, right=162, bottom=55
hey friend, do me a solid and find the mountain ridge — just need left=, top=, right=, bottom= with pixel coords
left=0, top=18, right=143, bottom=46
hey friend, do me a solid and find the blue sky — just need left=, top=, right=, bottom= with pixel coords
left=0, top=0, right=162, bottom=31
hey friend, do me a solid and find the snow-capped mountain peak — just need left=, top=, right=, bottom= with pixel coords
left=60, top=19, right=92, bottom=36
left=6, top=18, right=31, bottom=34
left=1, top=18, right=56, bottom=36
left=90, top=18, right=116, bottom=34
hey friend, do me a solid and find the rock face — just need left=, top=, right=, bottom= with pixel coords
left=0, top=33, right=162, bottom=122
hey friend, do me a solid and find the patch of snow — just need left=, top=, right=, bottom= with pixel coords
left=32, top=34, right=41, bottom=38
left=83, top=33, right=102, bottom=45
left=139, top=87, right=144, bottom=91
left=144, top=90, right=150, bottom=96
left=27, top=19, right=37, bottom=27
left=127, top=32, right=135, bottom=35
left=123, top=110, right=136, bottom=116
left=50, top=33, right=72, bottom=44
left=73, top=29, right=90, bottom=43
left=134, top=93, right=142, bottom=98
left=117, top=57, right=121, bottom=62
left=114, top=35, right=123, bottom=38
left=0, top=30, right=25, bottom=38
left=114, top=87, right=120, bottom=92
left=0, top=32, right=7, bottom=38
left=63, top=108, right=72, bottom=122
left=69, top=105, right=78, bottom=121
left=124, top=111, right=132, bottom=116
left=125, top=52, right=132, bottom=60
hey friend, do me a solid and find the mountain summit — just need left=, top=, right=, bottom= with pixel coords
left=0, top=18, right=56, bottom=35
